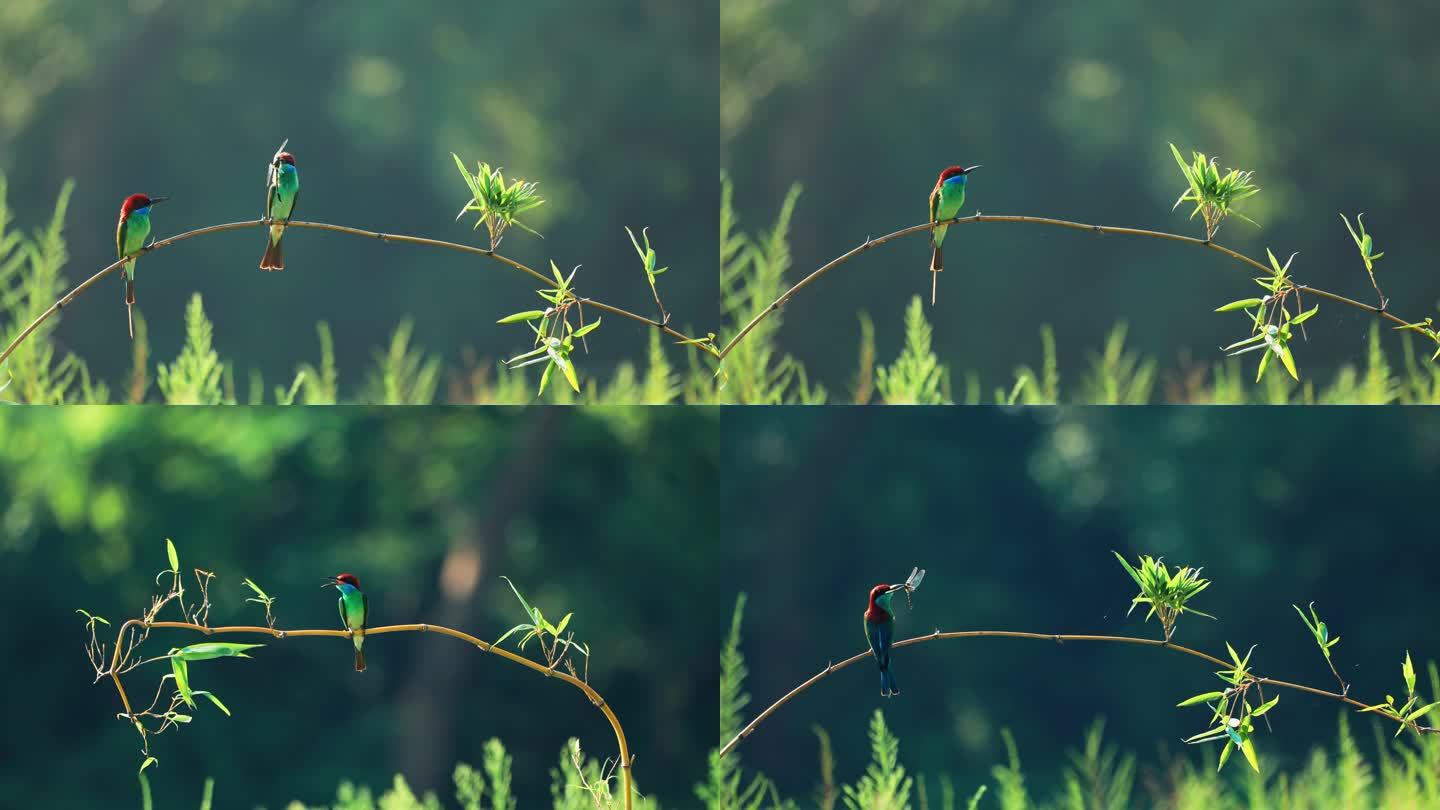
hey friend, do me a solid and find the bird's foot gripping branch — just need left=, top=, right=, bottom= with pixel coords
left=720, top=552, right=1438, bottom=775
left=79, top=539, right=635, bottom=809
left=1, top=148, right=720, bottom=401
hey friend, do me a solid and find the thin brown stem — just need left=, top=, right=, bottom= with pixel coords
left=717, top=629, right=1434, bottom=760
left=104, top=618, right=633, bottom=810
left=1, top=219, right=712, bottom=372
left=717, top=214, right=1422, bottom=361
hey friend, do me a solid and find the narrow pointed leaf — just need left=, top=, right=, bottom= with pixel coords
left=1240, top=737, right=1260, bottom=773
left=1279, top=344, right=1299, bottom=380
left=174, top=642, right=264, bottom=661
left=171, top=655, right=195, bottom=708
left=1405, top=700, right=1440, bottom=722
left=1252, top=695, right=1280, bottom=716
left=498, top=310, right=548, bottom=324
left=191, top=690, right=231, bottom=717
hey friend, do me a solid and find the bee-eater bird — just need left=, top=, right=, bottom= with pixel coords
left=928, top=164, right=981, bottom=305
left=115, top=193, right=168, bottom=338
left=864, top=582, right=906, bottom=697
left=324, top=573, right=369, bottom=671
left=260, top=146, right=300, bottom=271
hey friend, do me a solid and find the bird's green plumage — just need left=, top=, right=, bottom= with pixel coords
left=116, top=210, right=151, bottom=282
left=928, top=181, right=967, bottom=251
left=266, top=166, right=300, bottom=245
left=337, top=587, right=368, bottom=652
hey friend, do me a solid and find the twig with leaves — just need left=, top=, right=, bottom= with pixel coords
left=80, top=539, right=634, bottom=810
left=718, top=552, right=1438, bottom=776
left=495, top=575, right=591, bottom=682
left=3, top=151, right=721, bottom=400
left=719, top=143, right=1440, bottom=384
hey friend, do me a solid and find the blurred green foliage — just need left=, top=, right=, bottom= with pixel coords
left=0, top=407, right=718, bottom=807
left=0, top=0, right=717, bottom=386
left=721, top=408, right=1440, bottom=799
left=722, top=1, right=1440, bottom=391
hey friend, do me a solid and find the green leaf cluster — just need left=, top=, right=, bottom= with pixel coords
left=1360, top=651, right=1440, bottom=738
left=1217, top=249, right=1318, bottom=383
left=1341, top=212, right=1388, bottom=307
left=452, top=154, right=545, bottom=251
left=494, top=576, right=589, bottom=667
left=242, top=577, right=278, bottom=626
left=1294, top=601, right=1340, bottom=661
left=1177, top=642, right=1276, bottom=773
left=1113, top=551, right=1213, bottom=640
left=626, top=226, right=672, bottom=325
left=1170, top=143, right=1260, bottom=240
left=498, top=261, right=602, bottom=397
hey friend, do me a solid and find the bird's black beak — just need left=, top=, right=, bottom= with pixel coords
left=321, top=577, right=338, bottom=589
left=886, top=583, right=906, bottom=594
left=149, top=196, right=170, bottom=206
left=962, top=165, right=982, bottom=174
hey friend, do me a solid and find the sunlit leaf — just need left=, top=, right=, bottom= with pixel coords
left=191, top=690, right=231, bottom=717
left=171, top=654, right=195, bottom=708
left=173, top=642, right=264, bottom=661
left=1240, top=737, right=1260, bottom=773
left=497, top=310, right=548, bottom=324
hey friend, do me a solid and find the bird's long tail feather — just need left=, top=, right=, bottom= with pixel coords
left=354, top=648, right=366, bottom=672
left=260, top=226, right=285, bottom=271
left=125, top=278, right=135, bottom=339
left=930, top=244, right=943, bottom=305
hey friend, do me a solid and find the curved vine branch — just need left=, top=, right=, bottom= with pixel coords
left=104, top=618, right=635, bottom=810
left=717, top=628, right=1437, bottom=759
left=717, top=214, right=1423, bottom=362
left=0, top=218, right=716, bottom=371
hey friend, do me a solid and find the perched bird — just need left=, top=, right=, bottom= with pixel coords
left=324, top=573, right=369, bottom=671
left=864, top=582, right=907, bottom=697
left=115, top=193, right=168, bottom=338
left=928, top=164, right=981, bottom=305
left=260, top=143, right=300, bottom=271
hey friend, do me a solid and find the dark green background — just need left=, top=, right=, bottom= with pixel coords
left=722, top=1, right=1440, bottom=390
left=721, top=408, right=1440, bottom=797
left=0, top=1, right=717, bottom=387
left=0, top=408, right=718, bottom=807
